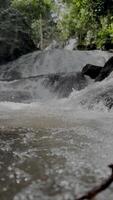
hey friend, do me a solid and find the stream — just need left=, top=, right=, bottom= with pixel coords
left=0, top=50, right=113, bottom=200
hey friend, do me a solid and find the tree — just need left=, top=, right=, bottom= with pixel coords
left=11, top=0, right=57, bottom=48
left=0, top=0, right=11, bottom=9
left=58, top=0, right=113, bottom=49
left=11, top=0, right=53, bottom=23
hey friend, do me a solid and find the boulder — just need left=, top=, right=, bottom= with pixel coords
left=82, top=64, right=102, bottom=79
left=43, top=72, right=88, bottom=97
left=0, top=8, right=36, bottom=64
left=96, top=56, right=113, bottom=81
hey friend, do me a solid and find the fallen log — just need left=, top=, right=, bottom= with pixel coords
left=76, top=164, right=113, bottom=200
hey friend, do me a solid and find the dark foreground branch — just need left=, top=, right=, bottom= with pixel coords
left=76, top=164, right=113, bottom=200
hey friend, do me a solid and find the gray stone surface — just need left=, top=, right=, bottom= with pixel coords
left=0, top=49, right=112, bottom=81
left=82, top=64, right=102, bottom=79
left=96, top=56, right=113, bottom=81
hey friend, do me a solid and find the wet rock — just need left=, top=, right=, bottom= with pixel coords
left=0, top=49, right=110, bottom=81
left=43, top=72, right=88, bottom=97
left=2, top=70, right=21, bottom=81
left=80, top=85, right=113, bottom=110
left=0, top=71, right=89, bottom=102
left=96, top=56, right=113, bottom=81
left=0, top=8, right=36, bottom=65
left=82, top=64, right=102, bottom=79
left=0, top=90, right=32, bottom=103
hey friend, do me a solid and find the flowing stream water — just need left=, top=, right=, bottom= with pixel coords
left=0, top=50, right=113, bottom=200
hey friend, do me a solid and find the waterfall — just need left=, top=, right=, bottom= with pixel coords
left=0, top=49, right=113, bottom=200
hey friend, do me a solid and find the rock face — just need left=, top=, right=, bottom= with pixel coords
left=82, top=64, right=102, bottom=79
left=0, top=8, right=36, bottom=64
left=43, top=72, right=88, bottom=97
left=81, top=56, right=113, bottom=81
left=0, top=49, right=112, bottom=102
left=0, top=49, right=111, bottom=81
left=96, top=56, right=113, bottom=81
left=0, top=72, right=89, bottom=102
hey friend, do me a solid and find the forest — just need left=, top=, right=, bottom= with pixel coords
left=1, top=0, right=113, bottom=50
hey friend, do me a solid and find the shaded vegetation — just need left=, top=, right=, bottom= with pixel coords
left=1, top=0, right=113, bottom=50
left=58, top=0, right=113, bottom=49
left=11, top=0, right=59, bottom=48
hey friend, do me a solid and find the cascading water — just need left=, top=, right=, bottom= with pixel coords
left=0, top=49, right=113, bottom=200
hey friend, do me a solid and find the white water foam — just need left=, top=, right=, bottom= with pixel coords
left=0, top=72, right=113, bottom=129
left=0, top=49, right=113, bottom=128
left=0, top=49, right=112, bottom=79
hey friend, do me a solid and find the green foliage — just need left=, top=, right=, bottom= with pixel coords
left=11, top=0, right=58, bottom=48
left=58, top=0, right=97, bottom=43
left=31, top=18, right=58, bottom=47
left=11, top=0, right=53, bottom=22
left=59, top=0, right=113, bottom=49
left=2, top=0, right=113, bottom=49
left=96, top=16, right=113, bottom=49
